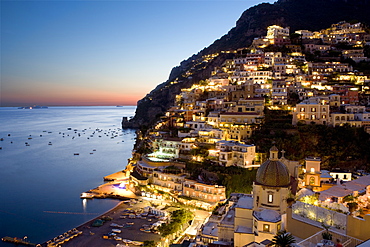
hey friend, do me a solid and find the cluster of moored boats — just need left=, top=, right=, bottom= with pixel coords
left=46, top=228, right=82, bottom=247
left=1, top=126, right=130, bottom=155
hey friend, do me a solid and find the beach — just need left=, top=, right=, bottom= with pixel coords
left=46, top=198, right=164, bottom=247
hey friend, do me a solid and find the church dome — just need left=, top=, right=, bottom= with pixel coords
left=256, top=160, right=290, bottom=187
left=255, top=146, right=290, bottom=187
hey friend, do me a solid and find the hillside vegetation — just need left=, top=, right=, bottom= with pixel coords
left=249, top=110, right=370, bottom=170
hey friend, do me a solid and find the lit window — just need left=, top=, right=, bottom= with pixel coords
left=300, top=108, right=305, bottom=112
left=310, top=168, right=315, bottom=173
left=263, top=224, right=270, bottom=232
left=268, top=194, right=273, bottom=203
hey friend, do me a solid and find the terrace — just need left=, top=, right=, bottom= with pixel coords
left=297, top=229, right=363, bottom=247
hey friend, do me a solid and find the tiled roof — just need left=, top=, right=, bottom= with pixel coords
left=255, top=160, right=290, bottom=187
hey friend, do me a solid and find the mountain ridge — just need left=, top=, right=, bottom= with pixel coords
left=123, top=0, right=370, bottom=128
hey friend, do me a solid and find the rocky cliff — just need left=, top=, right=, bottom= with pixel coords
left=122, top=0, right=370, bottom=128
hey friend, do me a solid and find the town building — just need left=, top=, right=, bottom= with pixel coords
left=216, top=140, right=256, bottom=168
left=199, top=147, right=294, bottom=247
left=292, top=99, right=330, bottom=125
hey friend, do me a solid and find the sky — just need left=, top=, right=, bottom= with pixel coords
left=1, top=0, right=276, bottom=106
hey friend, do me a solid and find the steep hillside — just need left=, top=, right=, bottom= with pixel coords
left=123, top=0, right=370, bottom=128
left=202, top=0, right=370, bottom=55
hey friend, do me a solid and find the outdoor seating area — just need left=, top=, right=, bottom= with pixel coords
left=297, top=229, right=363, bottom=247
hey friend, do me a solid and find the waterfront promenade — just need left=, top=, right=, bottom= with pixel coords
left=42, top=163, right=212, bottom=247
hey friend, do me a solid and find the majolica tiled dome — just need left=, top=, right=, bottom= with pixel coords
left=255, top=146, right=290, bottom=187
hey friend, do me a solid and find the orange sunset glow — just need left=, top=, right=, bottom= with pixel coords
left=2, top=85, right=141, bottom=106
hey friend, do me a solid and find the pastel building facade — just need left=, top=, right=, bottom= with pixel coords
left=216, top=140, right=257, bottom=168
left=292, top=101, right=330, bottom=125
left=183, top=179, right=226, bottom=203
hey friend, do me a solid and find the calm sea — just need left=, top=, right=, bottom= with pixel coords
left=0, top=106, right=137, bottom=246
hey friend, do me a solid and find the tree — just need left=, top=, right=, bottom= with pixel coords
left=343, top=194, right=358, bottom=214
left=321, top=224, right=332, bottom=240
left=143, top=241, right=156, bottom=247
left=158, top=209, right=194, bottom=237
left=272, top=230, right=296, bottom=247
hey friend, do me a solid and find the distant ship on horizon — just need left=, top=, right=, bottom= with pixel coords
left=18, top=105, right=48, bottom=109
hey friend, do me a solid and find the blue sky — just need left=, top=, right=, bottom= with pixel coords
left=1, top=0, right=275, bottom=106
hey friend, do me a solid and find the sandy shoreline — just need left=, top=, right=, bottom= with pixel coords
left=42, top=198, right=163, bottom=247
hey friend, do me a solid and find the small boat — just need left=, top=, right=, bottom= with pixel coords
left=74, top=153, right=79, bottom=155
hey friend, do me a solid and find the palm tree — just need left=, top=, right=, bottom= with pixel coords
left=272, top=230, right=296, bottom=247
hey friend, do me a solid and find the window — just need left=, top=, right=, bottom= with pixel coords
left=300, top=108, right=305, bottom=112
left=310, top=176, right=315, bottom=185
left=263, top=224, right=270, bottom=232
left=311, top=108, right=316, bottom=112
left=311, top=115, right=316, bottom=120
left=268, top=194, right=273, bottom=203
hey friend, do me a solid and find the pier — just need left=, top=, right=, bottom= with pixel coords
left=1, top=236, right=37, bottom=246
left=81, top=169, right=136, bottom=200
